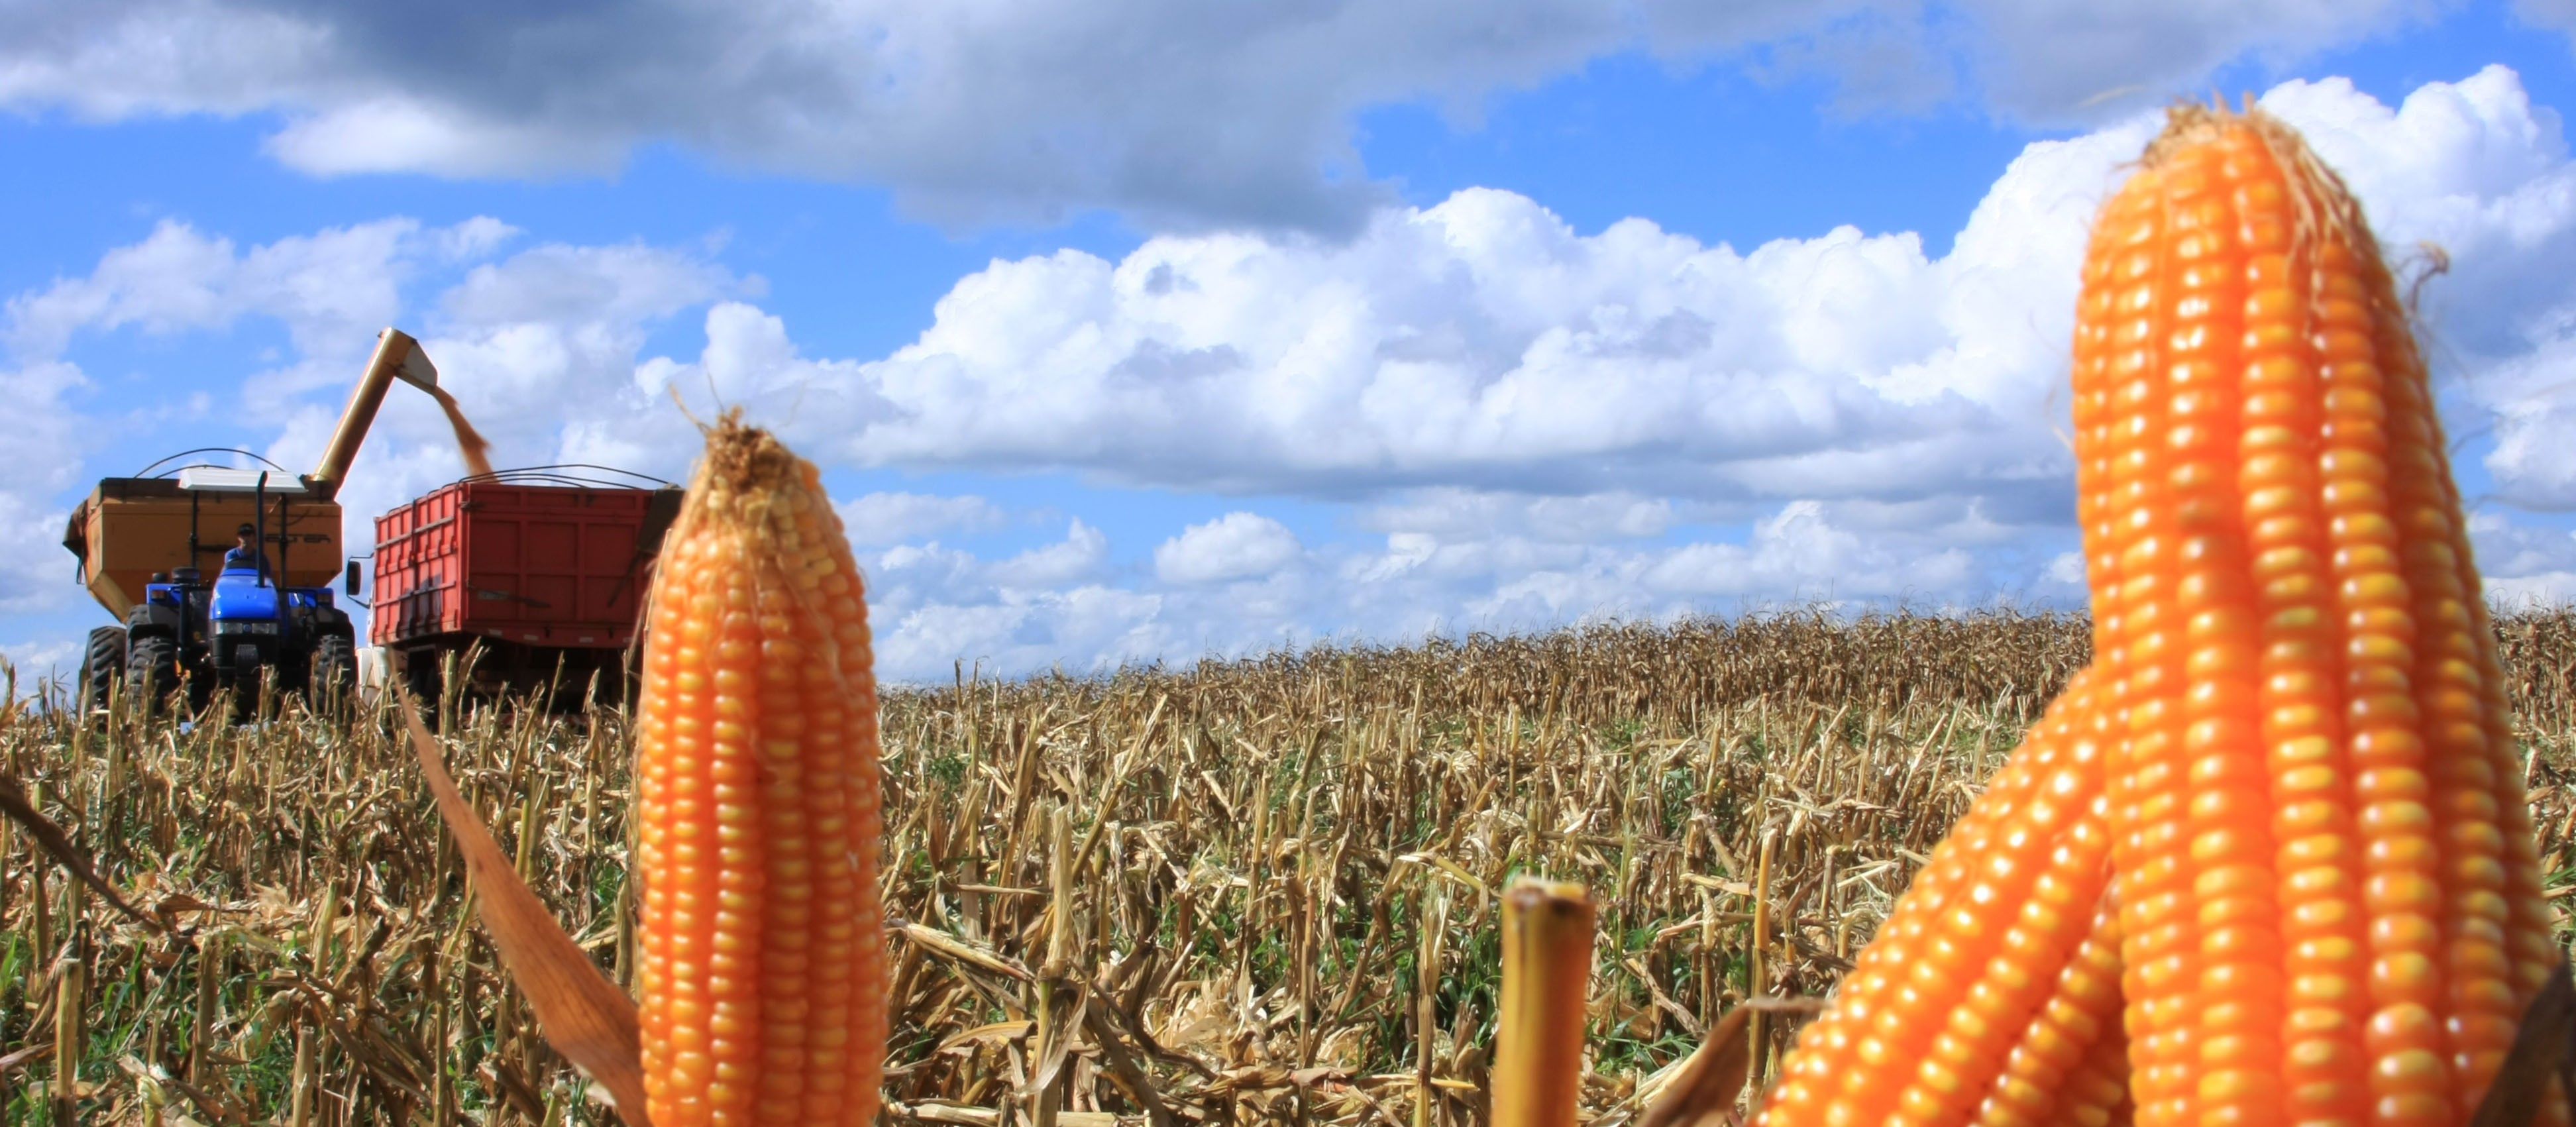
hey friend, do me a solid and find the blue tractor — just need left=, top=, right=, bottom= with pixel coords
left=107, top=493, right=361, bottom=714
left=68, top=329, right=443, bottom=716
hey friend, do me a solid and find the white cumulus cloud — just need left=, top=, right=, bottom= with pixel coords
left=838, top=492, right=1008, bottom=547
left=2471, top=511, right=2576, bottom=609
left=3, top=217, right=516, bottom=372
left=0, top=360, right=93, bottom=618
left=1155, top=513, right=1305, bottom=584
left=639, top=66, right=2572, bottom=523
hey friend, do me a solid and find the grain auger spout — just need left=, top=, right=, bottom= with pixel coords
left=305, top=327, right=444, bottom=502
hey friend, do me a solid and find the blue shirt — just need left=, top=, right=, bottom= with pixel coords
left=223, top=546, right=270, bottom=573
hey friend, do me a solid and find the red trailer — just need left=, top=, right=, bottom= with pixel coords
left=368, top=467, right=683, bottom=706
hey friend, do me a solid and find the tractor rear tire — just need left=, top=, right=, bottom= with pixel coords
left=309, top=634, right=357, bottom=710
left=79, top=626, right=127, bottom=716
left=127, top=634, right=180, bottom=716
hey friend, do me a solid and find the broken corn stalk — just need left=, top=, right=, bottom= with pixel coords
left=635, top=411, right=888, bottom=1126
left=1494, top=878, right=1597, bottom=1127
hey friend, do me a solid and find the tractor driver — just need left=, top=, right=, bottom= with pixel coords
left=224, top=523, right=271, bottom=575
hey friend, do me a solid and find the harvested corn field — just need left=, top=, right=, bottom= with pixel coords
left=0, top=608, right=2571, bottom=1126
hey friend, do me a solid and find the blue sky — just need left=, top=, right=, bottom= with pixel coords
left=3, top=0, right=2574, bottom=682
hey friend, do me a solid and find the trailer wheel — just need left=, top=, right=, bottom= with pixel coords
left=78, top=626, right=127, bottom=716
left=402, top=649, right=445, bottom=718
left=309, top=634, right=357, bottom=709
left=126, top=633, right=178, bottom=716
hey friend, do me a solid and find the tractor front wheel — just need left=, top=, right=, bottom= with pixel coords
left=79, top=626, right=127, bottom=717
left=125, top=633, right=179, bottom=717
left=309, top=634, right=357, bottom=710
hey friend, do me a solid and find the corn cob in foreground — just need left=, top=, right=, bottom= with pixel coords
left=1753, top=669, right=2123, bottom=1127
left=1756, top=102, right=2559, bottom=1127
left=635, top=413, right=888, bottom=1126
left=2073, top=103, right=2557, bottom=1127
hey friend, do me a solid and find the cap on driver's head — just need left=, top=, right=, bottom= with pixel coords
left=237, top=523, right=256, bottom=538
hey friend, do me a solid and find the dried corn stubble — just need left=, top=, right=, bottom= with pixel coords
left=400, top=696, right=650, bottom=1119
left=9, top=608, right=2575, bottom=1122
left=635, top=412, right=888, bottom=1126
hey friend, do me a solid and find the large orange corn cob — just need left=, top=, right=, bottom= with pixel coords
left=2070, top=104, right=2556, bottom=1127
left=1754, top=668, right=2120, bottom=1127
left=635, top=413, right=888, bottom=1126
left=1754, top=102, right=2560, bottom=1127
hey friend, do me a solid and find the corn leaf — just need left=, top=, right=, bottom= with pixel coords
left=1637, top=1003, right=1754, bottom=1127
left=400, top=692, right=652, bottom=1124
left=0, top=766, right=163, bottom=934
left=2469, top=961, right=2576, bottom=1127
left=1637, top=997, right=1827, bottom=1127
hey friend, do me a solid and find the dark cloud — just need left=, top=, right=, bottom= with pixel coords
left=0, top=0, right=2442, bottom=231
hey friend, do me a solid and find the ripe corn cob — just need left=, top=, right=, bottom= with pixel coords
left=1970, top=898, right=2128, bottom=1127
left=1758, top=701, right=2062, bottom=1122
left=2068, top=104, right=2554, bottom=1127
left=1758, top=102, right=2558, bottom=1127
left=1754, top=667, right=2118, bottom=1127
left=635, top=413, right=888, bottom=1126
left=2062, top=1022, right=2138, bottom=1127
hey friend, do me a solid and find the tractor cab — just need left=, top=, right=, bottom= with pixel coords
left=206, top=565, right=343, bottom=671
left=209, top=564, right=281, bottom=666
